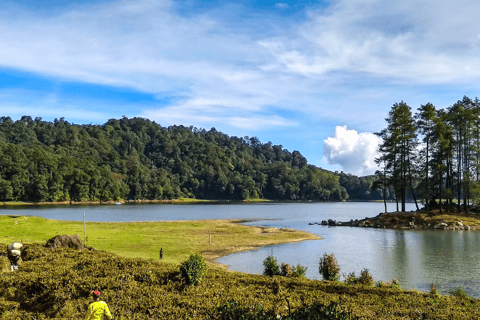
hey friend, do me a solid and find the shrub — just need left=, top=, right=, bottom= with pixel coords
left=375, top=280, right=385, bottom=288
left=277, top=262, right=307, bottom=278
left=430, top=284, right=440, bottom=297
left=262, top=254, right=280, bottom=277
left=216, top=300, right=270, bottom=320
left=280, top=263, right=294, bottom=277
left=450, top=287, right=469, bottom=299
left=0, top=256, right=10, bottom=273
left=319, top=253, right=340, bottom=281
left=289, top=301, right=359, bottom=320
left=293, top=264, right=307, bottom=278
left=358, top=268, right=374, bottom=286
left=345, top=272, right=358, bottom=285
left=386, top=278, right=401, bottom=289
left=217, top=300, right=359, bottom=320
left=179, top=253, right=207, bottom=286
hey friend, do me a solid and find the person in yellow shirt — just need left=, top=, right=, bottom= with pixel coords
left=85, top=291, right=112, bottom=320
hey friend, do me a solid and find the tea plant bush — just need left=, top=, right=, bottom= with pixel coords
left=0, top=256, right=9, bottom=273
left=319, top=253, right=340, bottom=281
left=217, top=300, right=358, bottom=320
left=179, top=253, right=207, bottom=286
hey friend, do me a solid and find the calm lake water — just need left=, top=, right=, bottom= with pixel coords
left=2, top=202, right=479, bottom=297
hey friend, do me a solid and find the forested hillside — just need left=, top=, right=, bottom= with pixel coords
left=0, top=116, right=348, bottom=202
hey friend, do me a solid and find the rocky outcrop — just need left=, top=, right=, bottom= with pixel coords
left=45, top=234, right=84, bottom=250
left=310, top=212, right=478, bottom=231
left=433, top=222, right=448, bottom=229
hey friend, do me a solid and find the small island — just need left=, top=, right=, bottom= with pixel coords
left=313, top=207, right=480, bottom=231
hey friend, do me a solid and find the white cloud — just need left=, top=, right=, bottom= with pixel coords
left=323, top=126, right=381, bottom=176
left=263, top=0, right=480, bottom=83
left=0, top=0, right=305, bottom=130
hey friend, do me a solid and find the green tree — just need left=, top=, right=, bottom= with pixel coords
left=376, top=102, right=417, bottom=212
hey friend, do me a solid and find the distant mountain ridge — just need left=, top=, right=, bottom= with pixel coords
left=0, top=116, right=354, bottom=202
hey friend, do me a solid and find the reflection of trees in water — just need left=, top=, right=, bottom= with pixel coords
left=383, top=230, right=480, bottom=297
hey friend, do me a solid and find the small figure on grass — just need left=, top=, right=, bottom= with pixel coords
left=85, top=290, right=112, bottom=320
left=7, top=242, right=22, bottom=272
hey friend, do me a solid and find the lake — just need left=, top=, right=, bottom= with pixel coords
left=2, top=201, right=479, bottom=297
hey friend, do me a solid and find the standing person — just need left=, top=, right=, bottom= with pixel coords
left=85, top=291, right=112, bottom=320
left=7, top=242, right=22, bottom=272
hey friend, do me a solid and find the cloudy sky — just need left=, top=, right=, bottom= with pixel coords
left=1, top=0, right=479, bottom=176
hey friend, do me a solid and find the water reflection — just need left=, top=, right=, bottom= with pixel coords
left=217, top=227, right=480, bottom=297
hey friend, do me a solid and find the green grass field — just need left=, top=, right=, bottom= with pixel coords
left=0, top=215, right=319, bottom=265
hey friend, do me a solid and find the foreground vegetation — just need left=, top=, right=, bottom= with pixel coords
left=2, top=244, right=480, bottom=319
left=0, top=215, right=319, bottom=265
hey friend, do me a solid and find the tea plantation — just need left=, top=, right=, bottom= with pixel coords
left=1, top=243, right=480, bottom=319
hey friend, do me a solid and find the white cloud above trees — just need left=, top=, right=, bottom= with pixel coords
left=323, top=126, right=381, bottom=176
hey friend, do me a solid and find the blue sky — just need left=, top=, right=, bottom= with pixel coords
left=1, top=0, right=480, bottom=175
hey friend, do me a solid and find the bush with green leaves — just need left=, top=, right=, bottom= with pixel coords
left=358, top=268, right=374, bottom=286
left=217, top=300, right=358, bottom=320
left=280, top=263, right=294, bottom=277
left=345, top=272, right=358, bottom=285
left=430, top=284, right=440, bottom=298
left=293, top=264, right=307, bottom=278
left=384, top=278, right=401, bottom=290
left=4, top=242, right=480, bottom=319
left=1, top=256, right=10, bottom=273
left=217, top=300, right=270, bottom=320
left=319, top=253, right=340, bottom=281
left=179, top=253, right=207, bottom=286
left=450, top=287, right=469, bottom=299
left=263, top=254, right=280, bottom=277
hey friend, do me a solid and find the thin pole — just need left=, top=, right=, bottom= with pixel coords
left=83, top=211, right=87, bottom=247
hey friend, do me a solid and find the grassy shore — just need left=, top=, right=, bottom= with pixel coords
left=0, top=215, right=319, bottom=265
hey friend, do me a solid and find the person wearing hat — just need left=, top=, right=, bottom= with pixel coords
left=7, top=242, right=23, bottom=272
left=85, top=290, right=112, bottom=320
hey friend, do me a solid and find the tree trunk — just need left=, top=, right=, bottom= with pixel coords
left=425, top=138, right=429, bottom=213
left=383, top=166, right=387, bottom=213
left=439, top=170, right=442, bottom=215
left=408, top=159, right=419, bottom=211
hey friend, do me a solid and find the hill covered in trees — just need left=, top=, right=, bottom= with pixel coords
left=0, top=116, right=350, bottom=202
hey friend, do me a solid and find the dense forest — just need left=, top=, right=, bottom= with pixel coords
left=0, top=116, right=351, bottom=202
left=375, top=95, right=480, bottom=213
left=337, top=172, right=395, bottom=201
